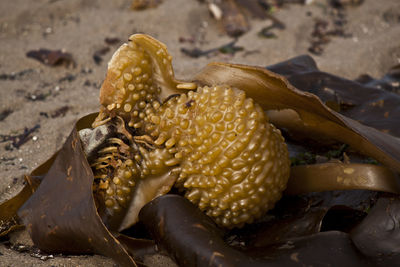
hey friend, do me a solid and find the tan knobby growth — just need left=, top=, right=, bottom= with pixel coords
left=91, top=34, right=290, bottom=229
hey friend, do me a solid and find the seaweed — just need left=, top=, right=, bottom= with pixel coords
left=1, top=42, right=399, bottom=266
left=26, top=49, right=75, bottom=67
left=181, top=40, right=243, bottom=58
left=0, top=125, right=40, bottom=150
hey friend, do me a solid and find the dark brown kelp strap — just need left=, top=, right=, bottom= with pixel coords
left=267, top=55, right=400, bottom=137
left=286, top=163, right=400, bottom=195
left=139, top=195, right=252, bottom=267
left=235, top=190, right=376, bottom=250
left=351, top=196, right=400, bottom=266
left=139, top=194, right=370, bottom=266
left=193, top=62, right=400, bottom=173
left=18, top=114, right=138, bottom=267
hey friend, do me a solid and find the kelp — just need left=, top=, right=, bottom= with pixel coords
left=193, top=61, right=400, bottom=173
left=139, top=194, right=370, bottom=266
left=286, top=163, right=400, bottom=195
left=267, top=55, right=400, bottom=137
left=90, top=34, right=291, bottom=231
left=0, top=176, right=39, bottom=237
left=26, top=49, right=75, bottom=67
left=1, top=36, right=399, bottom=266
left=228, top=189, right=377, bottom=249
left=351, top=196, right=400, bottom=266
left=17, top=114, right=156, bottom=267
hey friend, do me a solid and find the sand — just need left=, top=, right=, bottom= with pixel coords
left=1, top=0, right=399, bottom=266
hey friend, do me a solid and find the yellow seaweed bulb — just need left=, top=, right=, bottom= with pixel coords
left=91, top=34, right=290, bottom=229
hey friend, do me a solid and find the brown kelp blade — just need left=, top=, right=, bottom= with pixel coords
left=267, top=55, right=400, bottom=137
left=351, top=196, right=400, bottom=266
left=139, top=194, right=262, bottom=266
left=139, top=194, right=369, bottom=266
left=233, top=207, right=327, bottom=248
left=193, top=62, right=400, bottom=173
left=245, top=231, right=370, bottom=266
left=0, top=141, right=55, bottom=237
left=18, top=114, right=138, bottom=267
left=0, top=176, right=39, bottom=237
left=286, top=163, right=400, bottom=195
left=231, top=190, right=376, bottom=249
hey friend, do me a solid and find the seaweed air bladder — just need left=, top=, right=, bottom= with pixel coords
left=89, top=34, right=290, bottom=230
